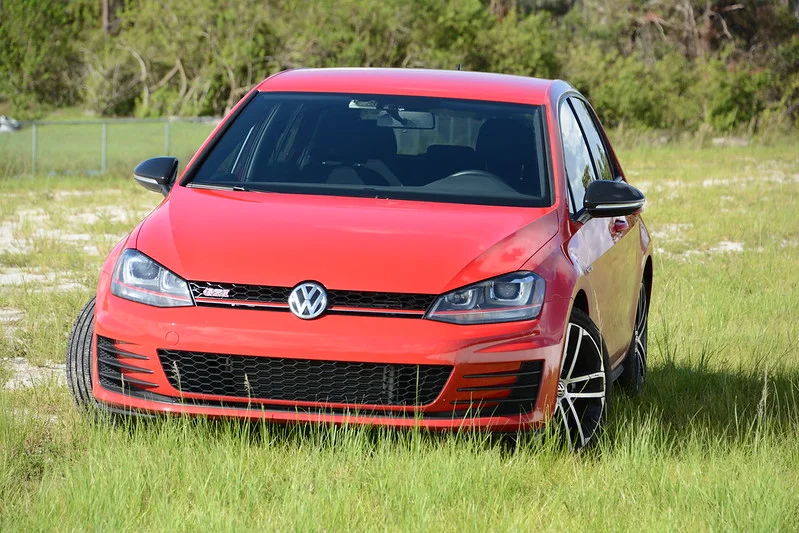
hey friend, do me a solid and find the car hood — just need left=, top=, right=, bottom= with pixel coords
left=135, top=187, right=559, bottom=294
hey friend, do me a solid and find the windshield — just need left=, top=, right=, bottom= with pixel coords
left=187, top=92, right=551, bottom=207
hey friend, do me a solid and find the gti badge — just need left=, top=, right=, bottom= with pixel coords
left=202, top=287, right=230, bottom=298
left=288, top=282, right=328, bottom=319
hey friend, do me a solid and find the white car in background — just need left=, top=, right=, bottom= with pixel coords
left=0, top=115, right=22, bottom=133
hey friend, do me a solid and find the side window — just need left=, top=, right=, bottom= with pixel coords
left=570, top=98, right=613, bottom=181
left=559, top=102, right=596, bottom=214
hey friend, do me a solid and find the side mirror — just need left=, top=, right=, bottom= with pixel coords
left=134, top=157, right=178, bottom=195
left=583, top=179, right=645, bottom=219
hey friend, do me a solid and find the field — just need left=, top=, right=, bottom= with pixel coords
left=0, top=119, right=215, bottom=177
left=1, top=134, right=798, bottom=531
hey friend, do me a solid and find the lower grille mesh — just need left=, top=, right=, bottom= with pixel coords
left=97, top=337, right=125, bottom=391
left=158, top=349, right=452, bottom=406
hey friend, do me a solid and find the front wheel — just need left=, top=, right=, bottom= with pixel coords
left=554, top=307, right=612, bottom=450
left=65, top=297, right=97, bottom=409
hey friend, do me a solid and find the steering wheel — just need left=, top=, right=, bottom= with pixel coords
left=442, top=169, right=502, bottom=181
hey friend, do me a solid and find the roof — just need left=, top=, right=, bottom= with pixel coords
left=256, top=68, right=564, bottom=106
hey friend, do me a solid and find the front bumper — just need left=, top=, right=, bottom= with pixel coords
left=92, top=294, right=569, bottom=432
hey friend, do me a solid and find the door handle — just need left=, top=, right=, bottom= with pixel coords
left=611, top=219, right=629, bottom=234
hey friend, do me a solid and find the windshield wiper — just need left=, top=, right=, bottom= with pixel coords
left=187, top=182, right=255, bottom=192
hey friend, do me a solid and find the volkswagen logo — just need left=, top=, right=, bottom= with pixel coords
left=288, top=282, right=328, bottom=319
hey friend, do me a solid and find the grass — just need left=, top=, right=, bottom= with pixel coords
left=0, top=120, right=215, bottom=177
left=0, top=136, right=798, bottom=530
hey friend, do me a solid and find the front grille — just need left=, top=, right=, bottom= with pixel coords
left=96, top=336, right=157, bottom=393
left=328, top=290, right=434, bottom=311
left=188, top=281, right=435, bottom=315
left=451, top=361, right=544, bottom=416
left=158, top=349, right=452, bottom=406
left=189, top=282, right=291, bottom=304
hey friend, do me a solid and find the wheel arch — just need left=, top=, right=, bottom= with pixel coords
left=572, top=289, right=589, bottom=317
left=643, top=255, right=653, bottom=303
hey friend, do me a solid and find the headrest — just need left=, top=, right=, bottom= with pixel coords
left=475, top=118, right=534, bottom=163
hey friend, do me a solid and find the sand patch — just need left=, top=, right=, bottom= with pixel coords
left=0, top=307, right=24, bottom=340
left=650, top=223, right=693, bottom=244
left=0, top=268, right=84, bottom=291
left=709, top=241, right=744, bottom=253
left=1, top=357, right=66, bottom=390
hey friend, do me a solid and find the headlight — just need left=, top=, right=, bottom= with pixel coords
left=111, top=250, right=193, bottom=307
left=426, top=272, right=545, bottom=325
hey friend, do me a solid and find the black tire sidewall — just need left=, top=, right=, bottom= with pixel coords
left=65, top=297, right=96, bottom=408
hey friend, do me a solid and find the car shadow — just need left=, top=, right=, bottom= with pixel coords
left=609, top=356, right=799, bottom=444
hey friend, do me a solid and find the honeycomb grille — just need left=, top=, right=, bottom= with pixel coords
left=158, top=349, right=452, bottom=406
left=188, top=281, right=435, bottom=312
left=189, top=282, right=291, bottom=303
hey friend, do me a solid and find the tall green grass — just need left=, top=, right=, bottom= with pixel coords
left=0, top=137, right=797, bottom=530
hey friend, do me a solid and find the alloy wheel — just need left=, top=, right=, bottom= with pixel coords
left=633, top=283, right=648, bottom=383
left=555, top=321, right=607, bottom=449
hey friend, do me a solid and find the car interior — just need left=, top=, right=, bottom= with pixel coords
left=191, top=94, right=550, bottom=202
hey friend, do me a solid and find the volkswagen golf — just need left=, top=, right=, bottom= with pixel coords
left=66, top=68, right=652, bottom=449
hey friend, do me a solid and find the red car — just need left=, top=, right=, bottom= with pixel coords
left=67, top=68, right=652, bottom=449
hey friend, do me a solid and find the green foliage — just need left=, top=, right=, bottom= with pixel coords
left=0, top=0, right=79, bottom=116
left=0, top=0, right=796, bottom=132
left=703, top=57, right=768, bottom=132
left=473, top=10, right=559, bottom=79
left=564, top=46, right=701, bottom=130
left=273, top=0, right=415, bottom=68
left=763, top=35, right=799, bottom=129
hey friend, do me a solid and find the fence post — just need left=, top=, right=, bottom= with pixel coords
left=164, top=120, right=170, bottom=156
left=31, top=123, right=37, bottom=174
left=101, top=122, right=108, bottom=174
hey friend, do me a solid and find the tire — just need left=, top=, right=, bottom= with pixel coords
left=619, top=281, right=649, bottom=396
left=554, top=307, right=612, bottom=450
left=66, top=297, right=97, bottom=410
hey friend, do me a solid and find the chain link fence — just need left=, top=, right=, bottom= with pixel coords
left=0, top=117, right=220, bottom=177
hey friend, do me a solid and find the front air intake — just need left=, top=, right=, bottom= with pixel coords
left=158, top=349, right=452, bottom=407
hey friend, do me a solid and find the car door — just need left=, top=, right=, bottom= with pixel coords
left=560, top=97, right=640, bottom=362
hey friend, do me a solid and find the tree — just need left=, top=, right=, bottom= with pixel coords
left=0, top=0, right=79, bottom=114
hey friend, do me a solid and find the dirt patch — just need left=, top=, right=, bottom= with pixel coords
left=68, top=205, right=152, bottom=227
left=702, top=174, right=799, bottom=188
left=709, top=241, right=744, bottom=253
left=0, top=307, right=24, bottom=341
left=650, top=223, right=693, bottom=244
left=0, top=268, right=55, bottom=285
left=2, top=204, right=135, bottom=259
left=1, top=357, right=65, bottom=390
left=53, top=190, right=112, bottom=200
left=0, top=220, right=32, bottom=254
left=659, top=240, right=747, bottom=262
left=33, top=229, right=93, bottom=242
left=0, top=268, right=84, bottom=291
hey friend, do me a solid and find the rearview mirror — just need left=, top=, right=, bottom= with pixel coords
left=134, top=157, right=178, bottom=195
left=583, top=180, right=645, bottom=219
